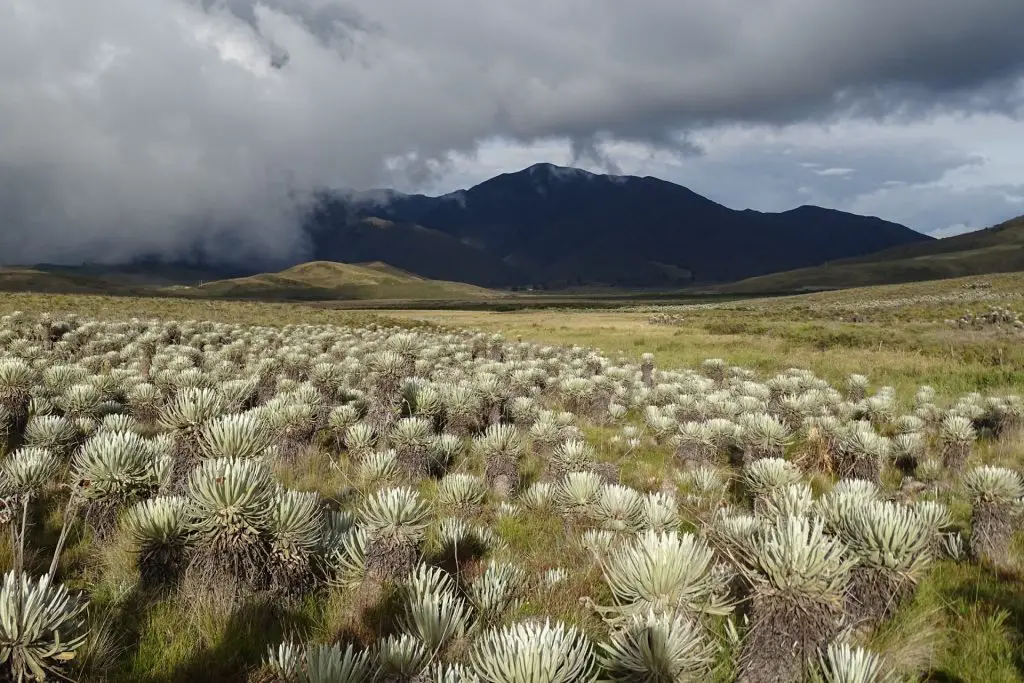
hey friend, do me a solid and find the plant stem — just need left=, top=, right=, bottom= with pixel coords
left=48, top=494, right=80, bottom=579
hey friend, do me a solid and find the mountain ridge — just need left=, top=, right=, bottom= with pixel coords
left=306, top=163, right=929, bottom=287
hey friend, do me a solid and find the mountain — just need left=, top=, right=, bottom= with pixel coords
left=13, top=164, right=931, bottom=291
left=700, top=213, right=1024, bottom=294
left=308, top=163, right=930, bottom=287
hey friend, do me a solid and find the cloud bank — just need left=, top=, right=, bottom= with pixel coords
left=2, top=0, right=1023, bottom=264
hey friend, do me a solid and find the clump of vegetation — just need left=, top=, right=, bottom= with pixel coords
left=962, top=465, right=1024, bottom=566
left=948, top=305, right=1024, bottom=332
left=0, top=307, right=1020, bottom=682
left=737, top=516, right=853, bottom=683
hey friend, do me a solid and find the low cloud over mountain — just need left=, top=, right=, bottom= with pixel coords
left=2, top=0, right=1023, bottom=265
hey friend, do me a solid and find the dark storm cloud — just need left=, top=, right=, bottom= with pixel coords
left=203, top=0, right=376, bottom=51
left=1, top=0, right=1023, bottom=264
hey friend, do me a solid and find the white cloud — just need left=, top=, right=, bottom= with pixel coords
left=814, top=167, right=854, bottom=176
left=928, top=223, right=976, bottom=238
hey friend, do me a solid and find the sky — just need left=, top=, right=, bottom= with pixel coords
left=2, top=0, right=1023, bottom=265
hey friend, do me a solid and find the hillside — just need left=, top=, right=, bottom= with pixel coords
left=304, top=163, right=930, bottom=287
left=303, top=214, right=525, bottom=287
left=175, top=261, right=499, bottom=301
left=0, top=267, right=127, bottom=294
left=703, top=213, right=1024, bottom=294
left=0, top=261, right=262, bottom=294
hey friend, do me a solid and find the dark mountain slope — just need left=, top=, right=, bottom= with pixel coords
left=337, top=163, right=930, bottom=286
left=702, top=213, right=1024, bottom=294
left=303, top=198, right=525, bottom=287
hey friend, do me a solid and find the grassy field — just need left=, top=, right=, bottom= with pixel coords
left=365, top=272, right=1024, bottom=398
left=0, top=274, right=1022, bottom=682
left=1, top=272, right=1022, bottom=399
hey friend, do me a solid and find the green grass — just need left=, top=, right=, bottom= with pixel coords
left=909, top=562, right=1024, bottom=682
left=374, top=289, right=1024, bottom=398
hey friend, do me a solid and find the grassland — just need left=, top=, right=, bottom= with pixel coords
left=1, top=272, right=1022, bottom=399
left=367, top=272, right=1024, bottom=398
left=1, top=273, right=1022, bottom=682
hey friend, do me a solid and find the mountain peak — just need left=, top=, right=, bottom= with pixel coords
left=523, top=162, right=598, bottom=180
left=503, top=162, right=638, bottom=194
left=788, top=204, right=841, bottom=214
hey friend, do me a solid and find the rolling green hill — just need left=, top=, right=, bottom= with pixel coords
left=173, top=261, right=501, bottom=301
left=701, top=213, right=1024, bottom=294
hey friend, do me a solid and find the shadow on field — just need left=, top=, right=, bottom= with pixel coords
left=942, top=561, right=1024, bottom=680
left=958, top=564, right=1024, bottom=678
left=154, top=600, right=297, bottom=683
left=922, top=673, right=967, bottom=682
